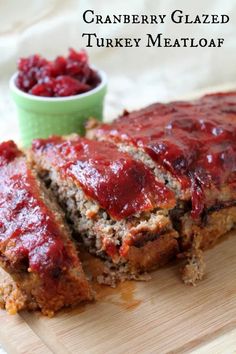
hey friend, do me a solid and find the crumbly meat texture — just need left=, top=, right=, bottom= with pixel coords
left=0, top=275, right=30, bottom=315
left=0, top=141, right=92, bottom=315
left=31, top=136, right=179, bottom=285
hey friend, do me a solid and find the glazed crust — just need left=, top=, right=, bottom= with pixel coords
left=0, top=142, right=92, bottom=315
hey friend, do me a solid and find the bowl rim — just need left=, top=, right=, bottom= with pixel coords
left=9, top=67, right=107, bottom=102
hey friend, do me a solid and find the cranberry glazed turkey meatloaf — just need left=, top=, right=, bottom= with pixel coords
left=31, top=136, right=179, bottom=286
left=87, top=91, right=236, bottom=283
left=0, top=141, right=92, bottom=315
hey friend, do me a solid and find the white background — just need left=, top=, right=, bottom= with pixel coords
left=0, top=0, right=235, bottom=352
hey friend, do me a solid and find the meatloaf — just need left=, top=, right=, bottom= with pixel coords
left=0, top=141, right=92, bottom=315
left=87, top=91, right=236, bottom=283
left=31, top=136, right=179, bottom=286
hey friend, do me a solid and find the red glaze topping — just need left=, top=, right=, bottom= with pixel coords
left=0, top=141, right=74, bottom=283
left=95, top=92, right=236, bottom=218
left=0, top=140, right=22, bottom=166
left=16, top=48, right=100, bottom=97
left=32, top=137, right=175, bottom=220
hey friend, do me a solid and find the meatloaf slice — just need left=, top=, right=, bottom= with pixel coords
left=31, top=136, right=179, bottom=286
left=87, top=92, right=236, bottom=283
left=0, top=141, right=92, bottom=315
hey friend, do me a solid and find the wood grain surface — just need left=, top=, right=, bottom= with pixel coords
left=0, top=230, right=236, bottom=354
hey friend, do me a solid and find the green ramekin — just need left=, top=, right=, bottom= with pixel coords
left=9, top=70, right=107, bottom=147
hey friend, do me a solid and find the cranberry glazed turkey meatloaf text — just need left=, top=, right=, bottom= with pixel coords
left=0, top=141, right=92, bottom=315
left=31, top=136, right=179, bottom=286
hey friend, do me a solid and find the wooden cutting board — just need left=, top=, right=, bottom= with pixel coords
left=0, top=231, right=236, bottom=354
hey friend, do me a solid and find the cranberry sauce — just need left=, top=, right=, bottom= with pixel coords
left=32, top=137, right=176, bottom=220
left=95, top=92, right=236, bottom=218
left=0, top=141, right=73, bottom=281
left=16, top=48, right=100, bottom=97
